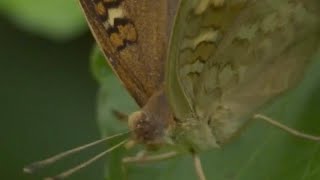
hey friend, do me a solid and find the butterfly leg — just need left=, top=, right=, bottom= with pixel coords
left=192, top=151, right=206, bottom=180
left=122, top=150, right=178, bottom=164
left=121, top=151, right=178, bottom=179
left=254, top=114, right=320, bottom=141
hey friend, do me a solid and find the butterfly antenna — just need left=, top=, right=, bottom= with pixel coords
left=254, top=114, right=320, bottom=141
left=23, top=131, right=130, bottom=174
left=44, top=139, right=127, bottom=180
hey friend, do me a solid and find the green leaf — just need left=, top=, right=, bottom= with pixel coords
left=91, top=45, right=320, bottom=180
left=0, top=0, right=86, bottom=40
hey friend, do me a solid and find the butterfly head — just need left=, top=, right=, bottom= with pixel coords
left=128, top=110, right=169, bottom=149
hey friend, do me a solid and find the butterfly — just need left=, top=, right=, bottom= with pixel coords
left=24, top=0, right=320, bottom=179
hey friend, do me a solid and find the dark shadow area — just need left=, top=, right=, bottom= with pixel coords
left=0, top=16, right=104, bottom=180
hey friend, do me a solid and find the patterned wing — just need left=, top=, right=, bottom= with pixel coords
left=167, top=0, right=250, bottom=120
left=80, top=0, right=177, bottom=106
left=167, top=0, right=320, bottom=144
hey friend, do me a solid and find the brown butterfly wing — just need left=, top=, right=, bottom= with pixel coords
left=80, top=0, right=176, bottom=106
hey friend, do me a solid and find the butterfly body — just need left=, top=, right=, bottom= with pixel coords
left=81, top=0, right=320, bottom=176
left=82, top=0, right=320, bottom=151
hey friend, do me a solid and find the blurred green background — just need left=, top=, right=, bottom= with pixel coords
left=1, top=1, right=320, bottom=180
left=0, top=1, right=103, bottom=180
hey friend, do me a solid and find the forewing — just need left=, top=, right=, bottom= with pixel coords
left=80, top=0, right=176, bottom=106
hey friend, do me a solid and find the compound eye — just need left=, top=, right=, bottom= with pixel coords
left=127, top=111, right=146, bottom=131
